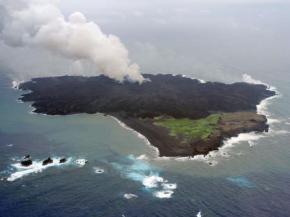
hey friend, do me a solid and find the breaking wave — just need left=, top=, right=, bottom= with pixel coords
left=123, top=193, right=138, bottom=199
left=196, top=211, right=202, bottom=217
left=242, top=74, right=277, bottom=92
left=142, top=175, right=165, bottom=188
left=111, top=155, right=176, bottom=199
left=6, top=157, right=72, bottom=182
left=93, top=167, right=104, bottom=174
left=75, top=159, right=88, bottom=167
left=242, top=74, right=280, bottom=119
left=153, top=190, right=174, bottom=199
left=162, top=183, right=177, bottom=190
left=222, top=132, right=265, bottom=149
left=136, top=154, right=149, bottom=160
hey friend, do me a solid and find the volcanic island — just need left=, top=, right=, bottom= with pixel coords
left=19, top=74, right=275, bottom=157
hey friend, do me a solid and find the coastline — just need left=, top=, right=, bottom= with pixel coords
left=110, top=115, right=160, bottom=158
left=165, top=74, right=280, bottom=163
left=14, top=74, right=278, bottom=163
left=109, top=74, right=280, bottom=163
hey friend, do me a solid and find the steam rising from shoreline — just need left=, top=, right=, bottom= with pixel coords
left=0, top=0, right=144, bottom=83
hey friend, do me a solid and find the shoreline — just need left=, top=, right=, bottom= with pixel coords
left=159, top=75, right=280, bottom=162
left=22, top=95, right=278, bottom=165
left=14, top=74, right=278, bottom=163
left=110, top=116, right=160, bottom=158
left=109, top=74, right=280, bottom=163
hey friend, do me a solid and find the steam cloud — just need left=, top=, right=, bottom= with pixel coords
left=0, top=0, right=144, bottom=83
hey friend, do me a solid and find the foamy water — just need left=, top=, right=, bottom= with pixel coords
left=112, top=155, right=177, bottom=199
left=222, top=132, right=265, bottom=148
left=196, top=211, right=202, bottom=217
left=123, top=193, right=138, bottom=199
left=243, top=74, right=289, bottom=137
left=242, top=74, right=277, bottom=92
left=136, top=154, right=149, bottom=160
left=243, top=74, right=281, bottom=122
left=75, top=159, right=88, bottom=167
left=153, top=190, right=174, bottom=199
left=142, top=175, right=165, bottom=188
left=93, top=167, right=104, bottom=174
left=162, top=183, right=177, bottom=190
left=6, top=157, right=72, bottom=182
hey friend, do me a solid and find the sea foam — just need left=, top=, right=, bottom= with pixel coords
left=243, top=74, right=280, bottom=116
left=93, top=167, right=104, bottom=174
left=112, top=155, right=176, bottom=198
left=162, top=183, right=177, bottom=190
left=6, top=157, right=72, bottom=182
left=153, top=190, right=174, bottom=199
left=123, top=193, right=138, bottom=199
left=75, top=159, right=88, bottom=167
left=142, top=175, right=165, bottom=188
left=136, top=154, right=149, bottom=160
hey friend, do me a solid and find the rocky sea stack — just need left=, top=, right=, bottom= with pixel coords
left=42, top=157, right=53, bottom=166
left=21, top=155, right=32, bottom=167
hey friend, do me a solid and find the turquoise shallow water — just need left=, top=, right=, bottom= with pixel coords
left=0, top=69, right=290, bottom=217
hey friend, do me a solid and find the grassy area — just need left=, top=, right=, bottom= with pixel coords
left=154, top=114, right=221, bottom=141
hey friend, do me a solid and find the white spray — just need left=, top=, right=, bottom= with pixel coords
left=0, top=0, right=144, bottom=83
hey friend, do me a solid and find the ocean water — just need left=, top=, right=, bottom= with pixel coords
left=0, top=68, right=290, bottom=217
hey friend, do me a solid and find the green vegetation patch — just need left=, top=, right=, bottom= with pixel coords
left=154, top=114, right=221, bottom=141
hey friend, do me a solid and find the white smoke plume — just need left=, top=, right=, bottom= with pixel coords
left=0, top=0, right=144, bottom=83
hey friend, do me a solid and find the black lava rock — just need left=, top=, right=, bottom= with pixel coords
left=59, top=158, right=67, bottom=163
left=21, top=157, right=32, bottom=167
left=19, top=74, right=275, bottom=118
left=42, top=157, right=53, bottom=166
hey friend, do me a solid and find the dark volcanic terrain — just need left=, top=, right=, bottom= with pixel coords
left=117, top=112, right=268, bottom=157
left=19, top=74, right=275, bottom=157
